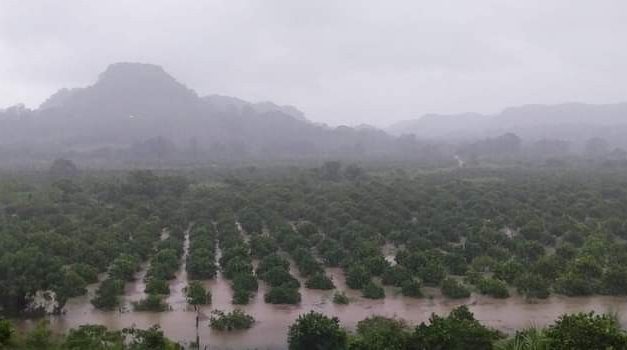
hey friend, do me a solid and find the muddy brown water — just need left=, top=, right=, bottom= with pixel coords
left=15, top=238, right=627, bottom=349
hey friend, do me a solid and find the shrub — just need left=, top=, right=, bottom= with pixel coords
left=545, top=312, right=627, bottom=349
left=305, top=274, right=335, bottom=290
left=514, top=273, right=550, bottom=299
left=362, top=281, right=385, bottom=299
left=209, top=309, right=255, bottom=331
left=441, top=278, right=471, bottom=299
left=401, top=279, right=423, bottom=298
left=265, top=285, right=301, bottom=304
left=346, top=265, right=370, bottom=290
left=477, top=278, right=510, bottom=298
left=288, top=311, right=348, bottom=350
left=133, top=294, right=168, bottom=312
left=333, top=291, right=350, bottom=305
left=145, top=278, right=170, bottom=295
left=186, top=281, right=210, bottom=305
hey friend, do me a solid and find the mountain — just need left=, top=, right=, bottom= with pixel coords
left=387, top=103, right=627, bottom=147
left=0, top=62, right=434, bottom=165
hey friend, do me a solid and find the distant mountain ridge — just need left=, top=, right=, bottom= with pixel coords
left=0, top=62, right=426, bottom=164
left=388, top=102, right=627, bottom=147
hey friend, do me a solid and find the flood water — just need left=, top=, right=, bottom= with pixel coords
left=15, top=238, right=627, bottom=350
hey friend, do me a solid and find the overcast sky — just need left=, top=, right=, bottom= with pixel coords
left=1, top=1, right=626, bottom=127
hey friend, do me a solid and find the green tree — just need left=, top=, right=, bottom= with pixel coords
left=288, top=311, right=348, bottom=350
left=265, top=285, right=301, bottom=304
left=305, top=273, right=335, bottom=290
left=545, top=312, right=627, bottom=350
left=209, top=309, right=255, bottom=331
left=441, top=278, right=471, bottom=299
left=186, top=281, right=210, bottom=305
left=346, top=265, right=370, bottom=290
left=362, top=280, right=385, bottom=299
left=64, top=325, right=124, bottom=350
left=333, top=291, right=350, bottom=305
left=411, top=306, right=502, bottom=350
left=349, top=316, right=410, bottom=350
left=477, top=277, right=510, bottom=298
left=514, top=273, right=550, bottom=299
left=401, top=279, right=423, bottom=298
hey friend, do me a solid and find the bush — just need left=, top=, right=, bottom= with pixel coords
left=0, top=320, right=14, bottom=346
left=441, top=278, right=471, bottom=299
left=91, top=278, right=125, bottom=309
left=477, top=278, right=510, bottom=298
left=265, top=285, right=301, bottom=304
left=333, top=291, right=350, bottom=305
left=232, top=289, right=252, bottom=305
left=412, top=306, right=503, bottom=349
left=362, top=281, right=385, bottom=299
left=262, top=267, right=300, bottom=288
left=401, top=279, right=423, bottom=298
left=350, top=316, right=410, bottom=350
left=381, top=265, right=412, bottom=287
left=186, top=281, right=210, bottom=305
left=209, top=309, right=255, bottom=331
left=346, top=265, right=370, bottom=290
left=288, top=311, right=348, bottom=350
left=514, top=273, right=550, bottom=299
left=545, top=312, right=627, bottom=349
left=145, top=278, right=170, bottom=295
left=232, top=273, right=259, bottom=292
left=305, top=273, right=335, bottom=290
left=133, top=294, right=168, bottom=312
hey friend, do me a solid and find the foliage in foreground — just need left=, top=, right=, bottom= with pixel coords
left=0, top=321, right=181, bottom=350
left=288, top=311, right=348, bottom=350
left=287, top=307, right=627, bottom=350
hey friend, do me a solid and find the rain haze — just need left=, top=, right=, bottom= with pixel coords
left=5, top=2, right=627, bottom=350
left=1, top=0, right=626, bottom=127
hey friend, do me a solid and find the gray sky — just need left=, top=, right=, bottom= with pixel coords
left=1, top=0, right=626, bottom=127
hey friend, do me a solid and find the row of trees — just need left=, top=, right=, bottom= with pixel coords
left=216, top=216, right=258, bottom=305
left=188, top=164, right=627, bottom=301
left=0, top=321, right=181, bottom=349
left=1, top=306, right=625, bottom=349
left=287, top=306, right=627, bottom=350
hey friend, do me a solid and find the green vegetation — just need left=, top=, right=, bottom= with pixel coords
left=186, top=225, right=217, bottom=279
left=400, top=279, right=423, bottom=298
left=441, top=278, right=471, bottom=299
left=133, top=293, right=169, bottom=312
left=145, top=278, right=170, bottom=295
left=7, top=161, right=627, bottom=345
left=209, top=309, right=255, bottom=331
left=185, top=281, right=210, bottom=305
left=288, top=311, right=348, bottom=350
left=265, top=284, right=302, bottom=304
left=361, top=281, right=385, bottom=299
left=91, top=279, right=124, bottom=310
left=305, top=273, right=334, bottom=290
left=349, top=316, right=410, bottom=350
left=477, top=277, right=510, bottom=299
left=412, top=306, right=503, bottom=349
left=333, top=291, right=350, bottom=305
left=0, top=321, right=181, bottom=349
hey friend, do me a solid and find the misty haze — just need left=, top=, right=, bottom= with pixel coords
left=1, top=1, right=627, bottom=350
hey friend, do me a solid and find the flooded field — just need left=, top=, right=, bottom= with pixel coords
left=15, top=257, right=627, bottom=350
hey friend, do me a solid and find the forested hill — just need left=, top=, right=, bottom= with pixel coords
left=388, top=102, right=627, bottom=147
left=0, top=63, right=434, bottom=165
